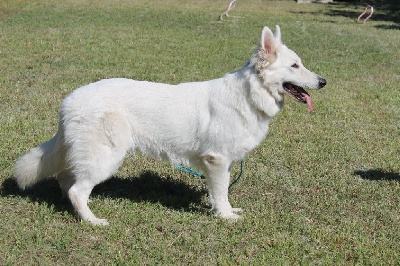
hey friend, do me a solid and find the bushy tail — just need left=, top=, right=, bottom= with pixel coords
left=14, top=126, right=65, bottom=190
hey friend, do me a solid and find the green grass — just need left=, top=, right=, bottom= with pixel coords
left=1, top=0, right=399, bottom=264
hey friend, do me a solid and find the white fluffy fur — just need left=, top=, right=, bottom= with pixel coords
left=14, top=25, right=326, bottom=225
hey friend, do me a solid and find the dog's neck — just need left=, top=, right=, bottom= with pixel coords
left=227, top=62, right=283, bottom=119
left=247, top=53, right=285, bottom=101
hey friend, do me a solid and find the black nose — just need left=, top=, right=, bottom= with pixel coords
left=318, top=77, right=327, bottom=88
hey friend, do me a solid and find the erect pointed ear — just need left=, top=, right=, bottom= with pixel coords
left=260, top=26, right=278, bottom=55
left=273, top=25, right=282, bottom=44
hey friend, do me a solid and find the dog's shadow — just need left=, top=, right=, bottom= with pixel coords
left=1, top=171, right=207, bottom=216
left=353, top=169, right=400, bottom=182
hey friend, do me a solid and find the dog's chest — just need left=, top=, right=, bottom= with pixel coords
left=206, top=112, right=271, bottom=160
left=237, top=120, right=270, bottom=154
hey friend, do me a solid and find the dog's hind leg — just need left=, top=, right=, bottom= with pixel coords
left=56, top=170, right=74, bottom=199
left=68, top=180, right=109, bottom=226
left=201, top=155, right=241, bottom=219
left=67, top=145, right=127, bottom=226
left=64, top=112, right=132, bottom=225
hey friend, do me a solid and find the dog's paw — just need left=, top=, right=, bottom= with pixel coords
left=216, top=210, right=242, bottom=220
left=220, top=212, right=241, bottom=220
left=89, top=218, right=109, bottom=226
left=232, top=208, right=242, bottom=213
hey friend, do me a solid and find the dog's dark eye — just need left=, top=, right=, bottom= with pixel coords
left=291, top=63, right=299, bottom=69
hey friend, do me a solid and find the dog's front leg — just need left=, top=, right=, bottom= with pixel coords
left=201, top=155, right=241, bottom=219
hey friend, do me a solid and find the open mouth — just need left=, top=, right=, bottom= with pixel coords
left=283, top=83, right=314, bottom=112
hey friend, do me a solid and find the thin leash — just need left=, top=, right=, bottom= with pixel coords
left=176, top=160, right=244, bottom=189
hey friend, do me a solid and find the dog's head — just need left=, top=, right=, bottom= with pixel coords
left=252, top=25, right=326, bottom=111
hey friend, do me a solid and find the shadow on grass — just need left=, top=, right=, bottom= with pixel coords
left=1, top=176, right=73, bottom=215
left=93, top=171, right=206, bottom=212
left=292, top=0, right=400, bottom=30
left=354, top=169, right=400, bottom=181
left=1, top=171, right=206, bottom=216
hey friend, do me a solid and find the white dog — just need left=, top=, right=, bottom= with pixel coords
left=14, top=25, right=326, bottom=225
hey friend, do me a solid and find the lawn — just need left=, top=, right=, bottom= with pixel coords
left=0, top=0, right=399, bottom=264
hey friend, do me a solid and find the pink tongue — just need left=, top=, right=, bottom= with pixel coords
left=302, top=93, right=314, bottom=112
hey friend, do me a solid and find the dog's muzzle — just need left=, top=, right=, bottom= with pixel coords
left=318, top=76, right=327, bottom=89
left=283, top=75, right=326, bottom=112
